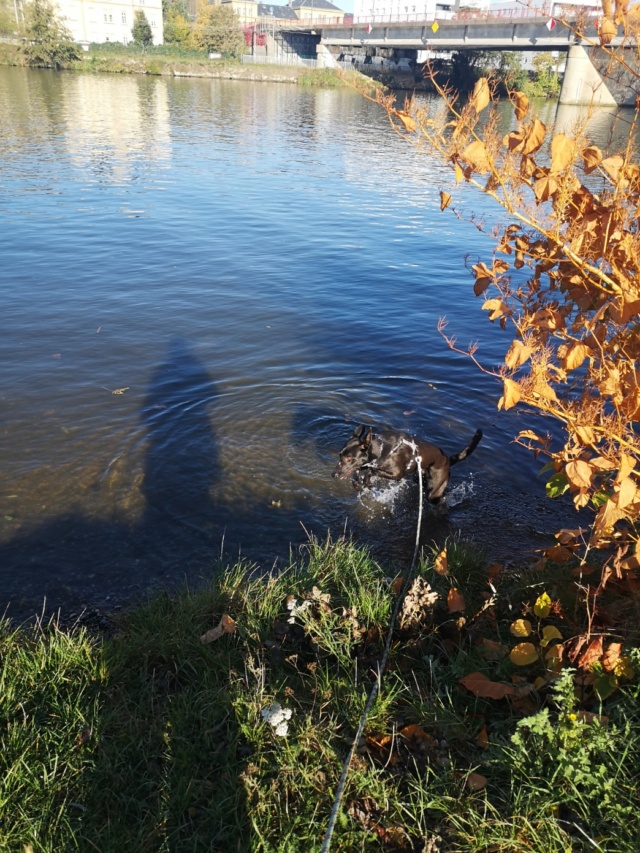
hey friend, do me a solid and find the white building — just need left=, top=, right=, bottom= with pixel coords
left=353, top=0, right=457, bottom=23
left=54, top=0, right=164, bottom=46
left=489, top=0, right=598, bottom=18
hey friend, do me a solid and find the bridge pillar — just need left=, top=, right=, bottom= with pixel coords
left=559, top=44, right=617, bottom=106
left=316, top=43, right=337, bottom=68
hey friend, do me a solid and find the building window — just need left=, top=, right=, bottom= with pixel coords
left=103, top=12, right=112, bottom=21
left=121, top=11, right=126, bottom=22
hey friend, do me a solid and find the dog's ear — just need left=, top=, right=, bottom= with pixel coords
left=361, top=428, right=372, bottom=449
left=352, top=424, right=366, bottom=439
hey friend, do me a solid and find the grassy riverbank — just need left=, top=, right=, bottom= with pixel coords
left=0, top=42, right=349, bottom=86
left=1, top=536, right=639, bottom=852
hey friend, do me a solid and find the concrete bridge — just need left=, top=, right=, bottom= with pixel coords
left=312, top=17, right=637, bottom=106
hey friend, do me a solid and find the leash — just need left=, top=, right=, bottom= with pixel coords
left=320, top=441, right=424, bottom=853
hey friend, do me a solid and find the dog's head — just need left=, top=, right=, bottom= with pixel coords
left=332, top=425, right=372, bottom=479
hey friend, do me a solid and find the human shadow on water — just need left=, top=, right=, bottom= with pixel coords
left=140, top=335, right=220, bottom=537
left=0, top=336, right=225, bottom=626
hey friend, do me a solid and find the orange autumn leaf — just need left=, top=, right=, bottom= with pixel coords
left=434, top=549, right=448, bottom=575
left=200, top=614, right=237, bottom=644
left=459, top=671, right=517, bottom=700
left=447, top=587, right=466, bottom=613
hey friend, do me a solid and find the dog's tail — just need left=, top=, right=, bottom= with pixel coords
left=449, top=429, right=483, bottom=466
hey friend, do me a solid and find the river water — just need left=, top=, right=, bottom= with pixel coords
left=0, top=67, right=634, bottom=622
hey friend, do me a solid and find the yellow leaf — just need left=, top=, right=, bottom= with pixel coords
left=510, top=618, right=532, bottom=637
left=540, top=625, right=563, bottom=647
left=440, top=191, right=452, bottom=211
left=575, top=425, right=595, bottom=445
left=617, top=477, right=638, bottom=509
left=614, top=655, right=635, bottom=680
left=499, top=378, right=521, bottom=411
left=482, top=298, right=509, bottom=321
left=533, top=592, right=552, bottom=619
left=505, top=340, right=532, bottom=370
left=517, top=429, right=543, bottom=442
left=511, top=91, right=529, bottom=120
left=582, top=145, right=602, bottom=174
left=564, top=343, right=590, bottom=372
left=461, top=140, right=491, bottom=174
left=470, top=77, right=490, bottom=113
left=510, top=642, right=539, bottom=666
left=566, top=459, right=593, bottom=490
left=455, top=162, right=464, bottom=184
left=395, top=110, right=417, bottom=132
left=601, top=154, right=624, bottom=183
left=550, top=133, right=574, bottom=174
left=617, top=453, right=636, bottom=483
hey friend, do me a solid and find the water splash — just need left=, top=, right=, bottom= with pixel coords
left=357, top=478, right=409, bottom=514
left=444, top=475, right=476, bottom=508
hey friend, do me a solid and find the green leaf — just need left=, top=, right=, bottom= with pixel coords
left=594, top=673, right=618, bottom=701
left=537, top=459, right=557, bottom=477
left=546, top=471, right=569, bottom=498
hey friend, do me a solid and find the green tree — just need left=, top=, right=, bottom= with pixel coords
left=190, top=0, right=244, bottom=58
left=21, top=0, right=80, bottom=68
left=529, top=50, right=560, bottom=96
left=0, top=0, right=16, bottom=36
left=163, top=4, right=191, bottom=45
left=132, top=9, right=153, bottom=51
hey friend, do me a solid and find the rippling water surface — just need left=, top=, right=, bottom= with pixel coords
left=0, top=67, right=634, bottom=620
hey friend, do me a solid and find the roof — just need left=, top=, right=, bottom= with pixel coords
left=290, top=0, right=343, bottom=10
left=257, top=2, right=298, bottom=16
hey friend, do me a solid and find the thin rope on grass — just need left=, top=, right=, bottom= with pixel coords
left=320, top=448, right=425, bottom=853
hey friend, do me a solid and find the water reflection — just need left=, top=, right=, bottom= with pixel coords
left=62, top=75, right=171, bottom=183
left=553, top=101, right=638, bottom=148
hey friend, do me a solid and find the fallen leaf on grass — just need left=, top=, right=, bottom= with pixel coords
left=434, top=549, right=448, bottom=575
left=447, top=587, right=466, bottom=613
left=459, top=671, right=517, bottom=699
left=200, top=614, right=237, bottom=643
left=400, top=577, right=439, bottom=630
left=466, top=771, right=488, bottom=791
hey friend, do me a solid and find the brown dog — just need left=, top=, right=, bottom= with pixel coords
left=333, top=425, right=482, bottom=503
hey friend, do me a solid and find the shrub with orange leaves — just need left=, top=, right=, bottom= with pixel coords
left=349, top=5, right=640, bottom=585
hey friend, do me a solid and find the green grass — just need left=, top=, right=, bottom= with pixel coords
left=1, top=537, right=639, bottom=851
